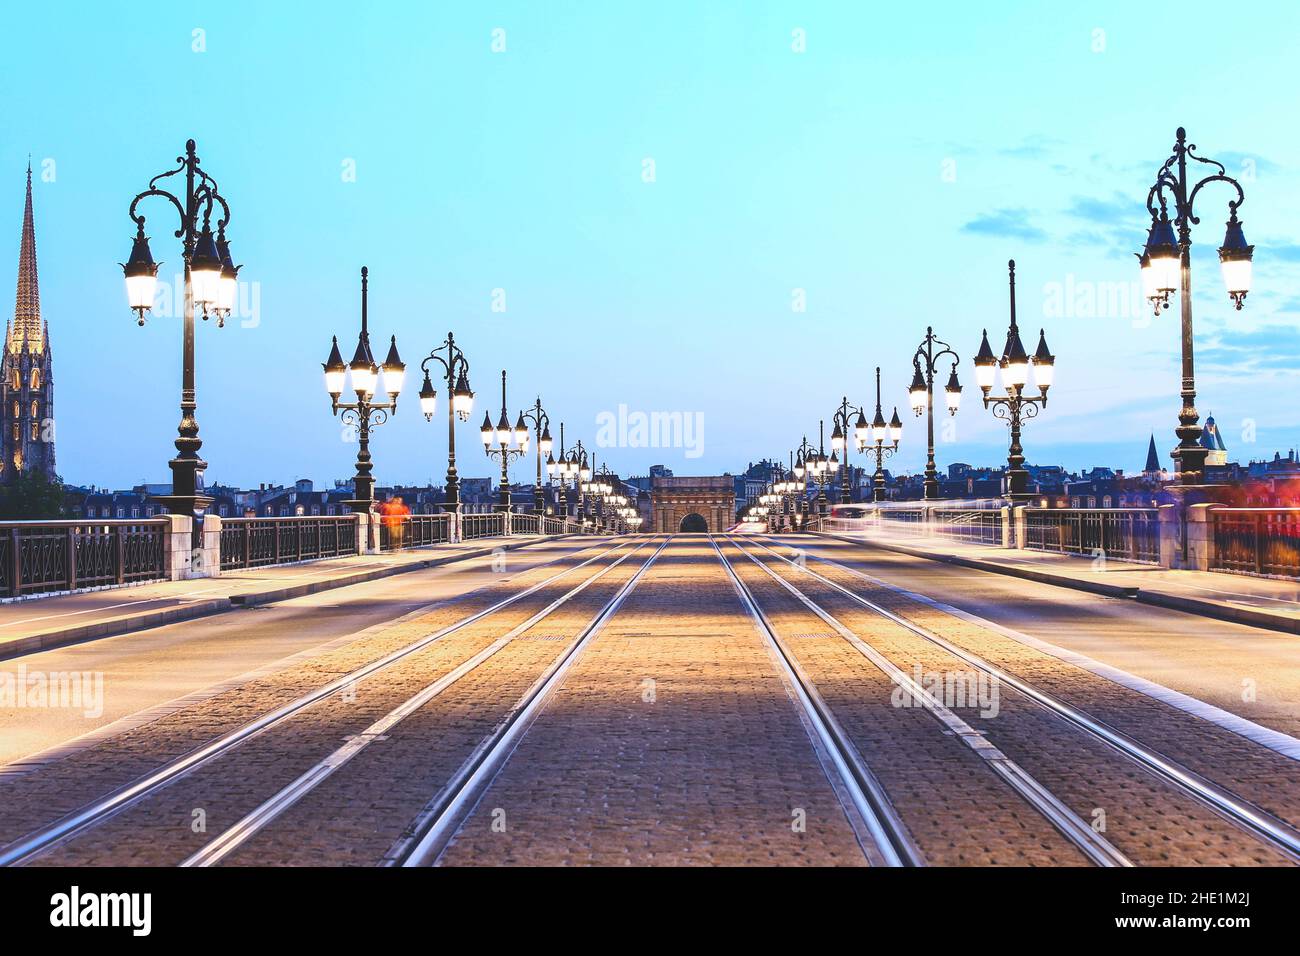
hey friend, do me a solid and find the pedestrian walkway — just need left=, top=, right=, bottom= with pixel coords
left=0, top=535, right=561, bottom=659
left=811, top=528, right=1300, bottom=635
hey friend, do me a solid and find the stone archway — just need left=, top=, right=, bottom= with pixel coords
left=650, top=476, right=736, bottom=533
left=678, top=512, right=708, bottom=533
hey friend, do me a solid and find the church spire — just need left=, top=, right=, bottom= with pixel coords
left=10, top=160, right=41, bottom=354
left=1144, top=433, right=1161, bottom=474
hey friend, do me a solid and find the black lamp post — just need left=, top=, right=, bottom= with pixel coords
left=973, top=261, right=1054, bottom=502
left=865, top=367, right=903, bottom=502
left=830, top=396, right=870, bottom=503
left=417, top=333, right=474, bottom=513
left=815, top=420, right=838, bottom=515
left=122, top=139, right=241, bottom=517
left=779, top=452, right=800, bottom=530
left=771, top=458, right=795, bottom=531
left=521, top=397, right=553, bottom=514
left=546, top=422, right=573, bottom=518
left=1139, top=127, right=1253, bottom=487
left=570, top=441, right=592, bottom=525
left=795, top=433, right=830, bottom=522
left=588, top=461, right=620, bottom=532
left=323, top=268, right=404, bottom=512
left=907, top=327, right=963, bottom=499
left=480, top=370, right=527, bottom=512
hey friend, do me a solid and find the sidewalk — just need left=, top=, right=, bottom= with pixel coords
left=813, top=529, right=1300, bottom=635
left=0, top=535, right=565, bottom=659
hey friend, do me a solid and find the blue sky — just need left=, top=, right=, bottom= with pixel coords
left=4, top=1, right=1300, bottom=489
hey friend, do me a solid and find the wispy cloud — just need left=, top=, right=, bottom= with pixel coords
left=1199, top=324, right=1300, bottom=374
left=1064, top=191, right=1142, bottom=226
left=960, top=208, right=1046, bottom=242
left=1264, top=241, right=1300, bottom=263
left=997, top=135, right=1064, bottom=160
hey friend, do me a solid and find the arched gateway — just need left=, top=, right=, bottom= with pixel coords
left=678, top=513, right=708, bottom=533
left=651, top=476, right=735, bottom=534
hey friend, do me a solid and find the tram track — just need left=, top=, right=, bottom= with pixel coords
left=714, top=536, right=1128, bottom=867
left=394, top=536, right=672, bottom=866
left=740, top=535, right=1300, bottom=864
left=184, top=536, right=665, bottom=867
left=709, top=536, right=920, bottom=866
left=0, top=536, right=643, bottom=867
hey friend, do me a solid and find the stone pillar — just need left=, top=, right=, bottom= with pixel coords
left=452, top=506, right=463, bottom=544
left=1012, top=505, right=1027, bottom=551
left=503, top=509, right=513, bottom=537
left=999, top=506, right=1012, bottom=548
left=161, top=514, right=192, bottom=581
left=194, top=514, right=222, bottom=579
left=1185, top=503, right=1218, bottom=571
left=354, top=513, right=376, bottom=555
left=1157, top=503, right=1182, bottom=569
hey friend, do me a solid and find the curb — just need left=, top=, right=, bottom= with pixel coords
left=1134, top=590, right=1300, bottom=636
left=0, top=536, right=568, bottom=662
left=816, top=532, right=1300, bottom=635
left=0, top=599, right=233, bottom=661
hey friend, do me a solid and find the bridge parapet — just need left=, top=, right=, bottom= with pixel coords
left=0, top=509, right=593, bottom=601
left=816, top=502, right=1300, bottom=581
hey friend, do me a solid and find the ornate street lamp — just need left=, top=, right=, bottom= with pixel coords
left=795, top=432, right=833, bottom=521
left=907, top=326, right=962, bottom=499
left=1139, top=127, right=1253, bottom=486
left=323, top=268, right=404, bottom=513
left=829, top=396, right=870, bottom=504
left=570, top=441, right=592, bottom=523
left=122, top=139, right=240, bottom=517
left=973, top=261, right=1054, bottom=502
left=480, top=370, right=528, bottom=512
left=418, top=333, right=474, bottom=512
left=863, top=367, right=902, bottom=502
left=546, top=422, right=576, bottom=519
left=588, top=461, right=622, bottom=532
left=520, top=396, right=553, bottom=514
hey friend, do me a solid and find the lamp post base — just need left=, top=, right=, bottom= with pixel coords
left=150, top=494, right=215, bottom=518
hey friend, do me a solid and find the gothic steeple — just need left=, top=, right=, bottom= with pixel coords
left=2, top=161, right=56, bottom=482
left=9, top=160, right=41, bottom=355
left=1144, top=434, right=1161, bottom=475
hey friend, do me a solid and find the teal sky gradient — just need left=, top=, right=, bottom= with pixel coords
left=4, top=1, right=1300, bottom=488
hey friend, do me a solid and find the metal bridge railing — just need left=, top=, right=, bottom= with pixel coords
left=461, top=512, right=506, bottom=540
left=0, top=519, right=168, bottom=597
left=379, top=513, right=452, bottom=550
left=511, top=513, right=541, bottom=535
left=220, top=515, right=359, bottom=571
left=1023, top=508, right=1159, bottom=564
left=928, top=508, right=1004, bottom=546
left=1210, top=509, right=1300, bottom=579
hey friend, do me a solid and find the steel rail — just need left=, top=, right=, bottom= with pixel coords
left=396, top=536, right=673, bottom=866
left=182, top=537, right=656, bottom=866
left=748, top=537, right=1300, bottom=863
left=0, top=537, right=636, bottom=867
left=728, top=537, right=1130, bottom=867
left=709, top=535, right=919, bottom=867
